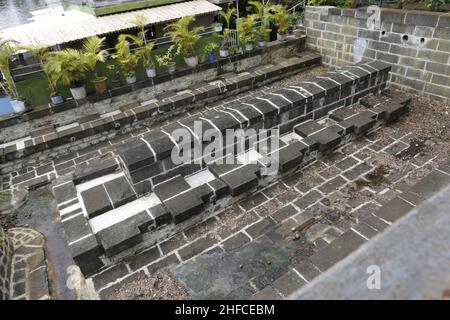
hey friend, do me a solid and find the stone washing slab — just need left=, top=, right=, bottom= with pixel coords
left=96, top=210, right=153, bottom=257
left=80, top=184, right=113, bottom=218
left=103, top=176, right=137, bottom=208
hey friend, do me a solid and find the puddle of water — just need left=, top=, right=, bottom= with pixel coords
left=15, top=186, right=76, bottom=300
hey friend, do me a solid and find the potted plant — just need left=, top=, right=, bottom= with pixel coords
left=129, top=14, right=157, bottom=78
left=0, top=42, right=27, bottom=112
left=270, top=4, right=290, bottom=41
left=164, top=16, right=204, bottom=68
left=22, top=44, right=64, bottom=104
left=83, top=36, right=109, bottom=93
left=112, top=34, right=141, bottom=84
left=44, top=47, right=91, bottom=100
left=107, top=64, right=122, bottom=88
left=156, top=44, right=179, bottom=74
left=256, top=25, right=272, bottom=48
left=238, top=14, right=257, bottom=52
left=219, top=7, right=235, bottom=58
left=203, top=42, right=219, bottom=62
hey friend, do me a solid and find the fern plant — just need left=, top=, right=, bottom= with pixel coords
left=164, top=16, right=204, bottom=57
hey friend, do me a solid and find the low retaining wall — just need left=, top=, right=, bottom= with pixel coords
left=51, top=61, right=396, bottom=276
left=0, top=36, right=305, bottom=137
left=303, top=6, right=450, bottom=101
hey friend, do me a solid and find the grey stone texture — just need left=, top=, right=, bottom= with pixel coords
left=303, top=6, right=450, bottom=101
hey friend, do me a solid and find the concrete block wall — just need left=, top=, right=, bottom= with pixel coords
left=303, top=6, right=450, bottom=101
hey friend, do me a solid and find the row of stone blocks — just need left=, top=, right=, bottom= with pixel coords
left=117, top=60, right=391, bottom=195
left=0, top=54, right=321, bottom=164
left=51, top=61, right=405, bottom=276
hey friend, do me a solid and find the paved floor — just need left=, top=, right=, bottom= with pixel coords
left=291, top=184, right=450, bottom=300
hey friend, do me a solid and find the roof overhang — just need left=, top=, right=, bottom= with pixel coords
left=0, top=0, right=222, bottom=47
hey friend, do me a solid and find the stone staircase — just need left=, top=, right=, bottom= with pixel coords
left=47, top=60, right=399, bottom=276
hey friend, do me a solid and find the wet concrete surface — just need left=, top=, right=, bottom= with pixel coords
left=15, top=186, right=76, bottom=300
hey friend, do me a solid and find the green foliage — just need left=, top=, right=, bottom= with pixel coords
left=238, top=14, right=258, bottom=45
left=308, top=0, right=328, bottom=6
left=112, top=34, right=141, bottom=77
left=44, top=36, right=107, bottom=87
left=423, top=0, right=450, bottom=9
left=156, top=44, right=180, bottom=68
left=219, top=7, right=236, bottom=49
left=0, top=42, right=18, bottom=98
left=249, top=0, right=271, bottom=20
left=269, top=4, right=291, bottom=35
left=203, top=42, right=219, bottom=55
left=164, top=16, right=205, bottom=57
left=128, top=14, right=156, bottom=67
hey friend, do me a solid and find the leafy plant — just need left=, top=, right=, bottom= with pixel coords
left=44, top=49, right=90, bottom=87
left=238, top=14, right=258, bottom=45
left=83, top=36, right=108, bottom=80
left=308, top=0, right=328, bottom=5
left=423, top=0, right=449, bottom=10
left=44, top=36, right=107, bottom=88
left=128, top=14, right=156, bottom=68
left=203, top=42, right=219, bottom=55
left=0, top=42, right=18, bottom=98
left=156, top=44, right=180, bottom=68
left=269, top=4, right=291, bottom=35
left=164, top=16, right=204, bottom=57
left=112, top=34, right=141, bottom=77
left=249, top=0, right=271, bottom=20
left=22, top=44, right=59, bottom=95
left=219, top=7, right=236, bottom=49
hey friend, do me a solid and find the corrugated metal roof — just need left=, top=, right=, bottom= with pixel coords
left=0, top=0, right=221, bottom=47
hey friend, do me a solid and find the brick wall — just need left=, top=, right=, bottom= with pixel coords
left=0, top=227, right=13, bottom=300
left=303, top=6, right=450, bottom=101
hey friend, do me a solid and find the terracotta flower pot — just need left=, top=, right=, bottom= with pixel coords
left=92, top=77, right=108, bottom=94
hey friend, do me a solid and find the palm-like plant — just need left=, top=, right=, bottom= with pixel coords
left=270, top=4, right=290, bottom=35
left=22, top=44, right=58, bottom=95
left=249, top=0, right=271, bottom=20
left=44, top=48, right=90, bottom=87
left=238, top=14, right=258, bottom=46
left=219, top=7, right=236, bottom=50
left=164, top=16, right=204, bottom=57
left=83, top=36, right=108, bottom=80
left=128, top=14, right=156, bottom=68
left=112, top=34, right=141, bottom=77
left=0, top=43, right=18, bottom=98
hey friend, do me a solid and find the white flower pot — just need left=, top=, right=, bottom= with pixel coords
left=245, top=43, right=253, bottom=52
left=10, top=99, right=26, bottom=113
left=69, top=85, right=87, bottom=100
left=146, top=67, right=156, bottom=78
left=258, top=41, right=266, bottom=48
left=126, top=76, right=136, bottom=84
left=219, top=49, right=229, bottom=57
left=184, top=56, right=198, bottom=67
left=167, top=62, right=176, bottom=74
left=277, top=33, right=287, bottom=41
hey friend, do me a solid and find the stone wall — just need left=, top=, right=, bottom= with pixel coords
left=0, top=226, right=14, bottom=300
left=303, top=6, right=450, bottom=101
